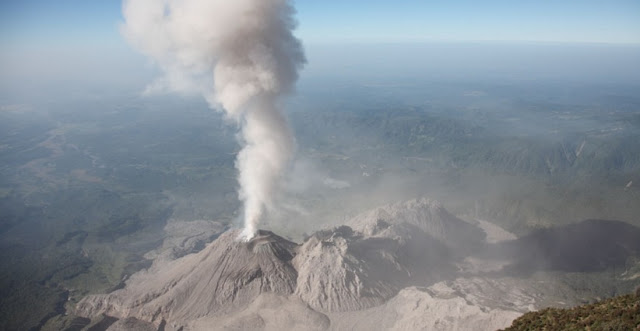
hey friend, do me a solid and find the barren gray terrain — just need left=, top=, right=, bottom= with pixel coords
left=73, top=198, right=640, bottom=330
left=2, top=43, right=639, bottom=330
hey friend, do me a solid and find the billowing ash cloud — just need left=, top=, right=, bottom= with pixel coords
left=122, top=0, right=305, bottom=240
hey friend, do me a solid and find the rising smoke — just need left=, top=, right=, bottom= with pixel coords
left=122, top=0, right=305, bottom=240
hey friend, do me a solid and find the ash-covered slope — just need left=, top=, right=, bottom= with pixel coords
left=295, top=198, right=484, bottom=312
left=328, top=285, right=522, bottom=331
left=75, top=230, right=299, bottom=327
left=347, top=197, right=486, bottom=253
left=294, top=226, right=408, bottom=312
left=75, top=198, right=524, bottom=330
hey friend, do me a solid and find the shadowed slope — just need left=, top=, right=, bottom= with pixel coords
left=495, top=219, right=640, bottom=273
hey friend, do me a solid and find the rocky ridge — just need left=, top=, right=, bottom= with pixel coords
left=74, top=198, right=539, bottom=330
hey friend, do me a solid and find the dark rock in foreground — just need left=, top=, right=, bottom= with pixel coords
left=502, top=291, right=640, bottom=330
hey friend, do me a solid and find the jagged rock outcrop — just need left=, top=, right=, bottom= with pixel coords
left=293, top=198, right=485, bottom=313
left=294, top=226, right=407, bottom=312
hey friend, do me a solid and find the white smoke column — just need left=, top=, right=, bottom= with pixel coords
left=122, top=0, right=305, bottom=241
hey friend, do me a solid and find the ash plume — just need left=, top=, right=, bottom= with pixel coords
left=122, top=0, right=305, bottom=240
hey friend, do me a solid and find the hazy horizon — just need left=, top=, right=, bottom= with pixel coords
left=1, top=1, right=639, bottom=329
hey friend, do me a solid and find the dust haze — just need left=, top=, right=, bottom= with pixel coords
left=1, top=1, right=640, bottom=330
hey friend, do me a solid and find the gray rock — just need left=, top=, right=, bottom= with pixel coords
left=106, top=317, right=157, bottom=331
left=74, top=198, right=527, bottom=331
left=76, top=230, right=298, bottom=329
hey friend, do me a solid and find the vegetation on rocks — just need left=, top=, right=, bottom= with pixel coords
left=503, top=290, right=640, bottom=330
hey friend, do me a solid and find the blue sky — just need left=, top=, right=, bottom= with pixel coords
left=0, top=1, right=122, bottom=47
left=1, top=0, right=639, bottom=101
left=296, top=0, right=640, bottom=44
left=1, top=0, right=639, bottom=47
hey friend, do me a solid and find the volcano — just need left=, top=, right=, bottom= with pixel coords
left=75, top=230, right=301, bottom=325
left=76, top=198, right=598, bottom=331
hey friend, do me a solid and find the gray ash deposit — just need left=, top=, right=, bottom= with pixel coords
left=72, top=198, right=640, bottom=330
left=75, top=230, right=300, bottom=328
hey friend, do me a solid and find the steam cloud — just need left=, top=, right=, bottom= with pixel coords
left=122, top=0, right=305, bottom=240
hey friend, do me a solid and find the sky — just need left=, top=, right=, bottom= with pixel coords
left=1, top=0, right=639, bottom=102
left=1, top=0, right=639, bottom=48
left=297, top=0, right=640, bottom=44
